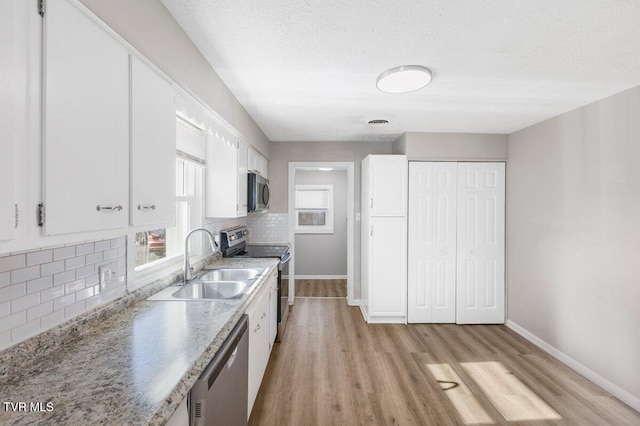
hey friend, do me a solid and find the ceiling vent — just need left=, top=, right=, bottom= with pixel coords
left=368, top=119, right=389, bottom=126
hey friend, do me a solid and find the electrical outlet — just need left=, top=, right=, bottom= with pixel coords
left=99, top=262, right=118, bottom=291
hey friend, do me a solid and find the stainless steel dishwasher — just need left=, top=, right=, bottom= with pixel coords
left=190, top=315, right=249, bottom=426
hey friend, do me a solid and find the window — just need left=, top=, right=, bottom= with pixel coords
left=135, top=117, right=206, bottom=270
left=294, top=185, right=334, bottom=233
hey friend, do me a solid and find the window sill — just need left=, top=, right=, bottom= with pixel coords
left=132, top=252, right=211, bottom=290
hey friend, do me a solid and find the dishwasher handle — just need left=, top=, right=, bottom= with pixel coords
left=198, top=315, right=248, bottom=391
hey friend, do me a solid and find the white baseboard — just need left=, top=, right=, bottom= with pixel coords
left=358, top=302, right=368, bottom=322
left=506, top=320, right=640, bottom=412
left=283, top=275, right=347, bottom=280
left=357, top=302, right=406, bottom=324
left=348, top=298, right=360, bottom=307
left=366, top=316, right=407, bottom=324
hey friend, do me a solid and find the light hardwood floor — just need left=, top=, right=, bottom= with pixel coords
left=250, top=298, right=640, bottom=425
left=294, top=279, right=347, bottom=297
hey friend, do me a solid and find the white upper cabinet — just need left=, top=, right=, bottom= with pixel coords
left=205, top=131, right=240, bottom=218
left=0, top=0, right=17, bottom=241
left=130, top=55, right=176, bottom=228
left=237, top=140, right=249, bottom=217
left=369, top=155, right=407, bottom=217
left=248, top=147, right=268, bottom=178
left=43, top=0, right=129, bottom=235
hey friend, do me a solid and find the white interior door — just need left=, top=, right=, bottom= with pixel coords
left=456, top=163, right=505, bottom=324
left=408, top=162, right=457, bottom=323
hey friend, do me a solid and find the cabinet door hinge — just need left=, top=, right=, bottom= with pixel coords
left=37, top=203, right=45, bottom=227
left=38, top=0, right=46, bottom=17
left=14, top=204, right=18, bottom=229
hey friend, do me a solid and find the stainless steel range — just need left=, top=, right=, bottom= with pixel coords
left=220, top=226, right=290, bottom=341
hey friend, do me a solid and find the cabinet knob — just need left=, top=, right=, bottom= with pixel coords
left=254, top=324, right=261, bottom=332
left=137, top=204, right=156, bottom=211
left=96, top=204, right=123, bottom=212
left=260, top=312, right=267, bottom=320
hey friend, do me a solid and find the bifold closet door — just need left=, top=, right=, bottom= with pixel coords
left=408, top=162, right=457, bottom=323
left=456, top=162, right=505, bottom=324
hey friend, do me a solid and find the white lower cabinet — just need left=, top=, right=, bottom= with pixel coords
left=408, top=162, right=506, bottom=324
left=246, top=269, right=277, bottom=419
left=268, top=273, right=277, bottom=348
left=368, top=217, right=407, bottom=318
left=165, top=395, right=189, bottom=426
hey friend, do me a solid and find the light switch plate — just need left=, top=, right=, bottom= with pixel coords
left=99, top=262, right=118, bottom=291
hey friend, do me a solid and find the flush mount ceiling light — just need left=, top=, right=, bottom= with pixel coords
left=376, top=65, right=433, bottom=94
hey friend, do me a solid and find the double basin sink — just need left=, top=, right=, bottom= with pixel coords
left=148, top=268, right=265, bottom=301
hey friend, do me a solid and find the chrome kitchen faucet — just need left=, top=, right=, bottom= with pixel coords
left=182, top=228, right=218, bottom=283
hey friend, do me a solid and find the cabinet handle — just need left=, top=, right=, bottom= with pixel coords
left=137, top=204, right=156, bottom=211
left=370, top=225, right=373, bottom=236
left=371, top=198, right=373, bottom=208
left=260, top=312, right=267, bottom=319
left=96, top=205, right=123, bottom=212
left=254, top=324, right=261, bottom=332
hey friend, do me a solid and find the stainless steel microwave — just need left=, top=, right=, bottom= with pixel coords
left=248, top=173, right=270, bottom=212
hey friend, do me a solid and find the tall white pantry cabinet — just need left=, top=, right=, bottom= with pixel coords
left=408, top=162, right=505, bottom=324
left=360, top=155, right=408, bottom=323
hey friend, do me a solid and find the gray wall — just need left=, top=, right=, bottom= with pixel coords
left=507, top=85, right=640, bottom=405
left=394, top=132, right=508, bottom=160
left=294, top=171, right=348, bottom=276
left=270, top=141, right=394, bottom=299
left=79, top=0, right=271, bottom=158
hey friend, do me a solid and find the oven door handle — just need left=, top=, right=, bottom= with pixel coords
left=280, top=252, right=291, bottom=265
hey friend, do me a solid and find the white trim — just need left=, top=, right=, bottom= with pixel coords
left=359, top=303, right=369, bottom=322
left=506, top=320, right=640, bottom=412
left=284, top=275, right=347, bottom=280
left=349, top=298, right=360, bottom=307
left=288, top=162, right=356, bottom=306
left=358, top=301, right=406, bottom=323
left=296, top=296, right=346, bottom=300
left=366, top=316, right=407, bottom=324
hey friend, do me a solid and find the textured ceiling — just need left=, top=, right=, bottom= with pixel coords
left=160, top=0, right=640, bottom=142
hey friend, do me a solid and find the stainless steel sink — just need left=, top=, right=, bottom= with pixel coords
left=200, top=268, right=262, bottom=282
left=172, top=281, right=247, bottom=300
left=147, top=267, right=266, bottom=301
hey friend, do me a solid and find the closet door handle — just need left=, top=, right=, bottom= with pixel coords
left=137, top=204, right=156, bottom=211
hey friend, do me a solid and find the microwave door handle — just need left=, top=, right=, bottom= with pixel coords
left=262, top=182, right=270, bottom=208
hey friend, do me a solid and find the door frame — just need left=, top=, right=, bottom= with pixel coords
left=287, top=162, right=355, bottom=305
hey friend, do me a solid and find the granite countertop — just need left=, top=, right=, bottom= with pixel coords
left=0, top=257, right=279, bottom=425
